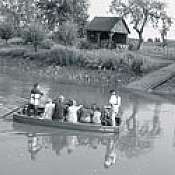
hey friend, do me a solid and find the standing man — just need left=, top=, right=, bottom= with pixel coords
left=52, top=95, right=66, bottom=121
left=109, top=90, right=121, bottom=126
left=29, top=83, right=44, bottom=116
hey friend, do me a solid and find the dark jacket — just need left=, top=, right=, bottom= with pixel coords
left=52, top=101, right=66, bottom=120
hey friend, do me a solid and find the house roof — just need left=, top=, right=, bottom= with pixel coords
left=87, top=17, right=130, bottom=34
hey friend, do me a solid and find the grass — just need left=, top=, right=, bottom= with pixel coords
left=0, top=43, right=171, bottom=75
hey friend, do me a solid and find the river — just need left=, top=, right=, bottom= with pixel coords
left=0, top=65, right=175, bottom=175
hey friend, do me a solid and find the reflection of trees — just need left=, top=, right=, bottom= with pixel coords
left=119, top=101, right=161, bottom=158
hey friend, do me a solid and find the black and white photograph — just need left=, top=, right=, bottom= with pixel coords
left=0, top=0, right=175, bottom=174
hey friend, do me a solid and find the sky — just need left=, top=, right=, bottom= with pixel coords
left=88, top=0, right=175, bottom=40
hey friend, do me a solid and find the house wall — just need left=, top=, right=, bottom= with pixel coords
left=87, top=30, right=128, bottom=47
left=111, top=20, right=129, bottom=34
left=113, top=33, right=127, bottom=44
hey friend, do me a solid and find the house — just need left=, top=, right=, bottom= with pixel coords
left=86, top=17, right=130, bottom=48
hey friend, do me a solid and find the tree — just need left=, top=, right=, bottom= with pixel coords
left=159, top=10, right=172, bottom=47
left=22, top=22, right=45, bottom=52
left=36, top=0, right=89, bottom=37
left=54, top=21, right=78, bottom=46
left=0, top=0, right=39, bottom=30
left=0, top=22, right=14, bottom=44
left=110, top=0, right=167, bottom=49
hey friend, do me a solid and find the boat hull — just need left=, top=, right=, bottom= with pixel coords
left=13, top=114, right=121, bottom=133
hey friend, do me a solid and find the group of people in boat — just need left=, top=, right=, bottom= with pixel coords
left=24, top=83, right=122, bottom=126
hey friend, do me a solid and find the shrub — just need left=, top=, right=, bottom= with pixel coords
left=9, top=37, right=24, bottom=45
left=0, top=23, right=14, bottom=44
left=0, top=48, right=26, bottom=57
left=54, top=21, right=78, bottom=46
left=22, top=22, right=45, bottom=52
left=147, top=38, right=153, bottom=43
left=76, top=38, right=99, bottom=50
left=40, top=39, right=55, bottom=49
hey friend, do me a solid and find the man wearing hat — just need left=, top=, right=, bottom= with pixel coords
left=29, top=83, right=44, bottom=116
left=109, top=90, right=121, bottom=126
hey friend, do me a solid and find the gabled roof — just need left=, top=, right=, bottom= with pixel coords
left=87, top=17, right=130, bottom=34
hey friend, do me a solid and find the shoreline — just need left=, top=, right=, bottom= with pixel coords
left=0, top=54, right=137, bottom=89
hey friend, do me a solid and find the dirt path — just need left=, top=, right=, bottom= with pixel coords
left=126, top=63, right=175, bottom=91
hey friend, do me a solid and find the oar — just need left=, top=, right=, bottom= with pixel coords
left=0, top=102, right=27, bottom=119
left=0, top=107, right=21, bottom=119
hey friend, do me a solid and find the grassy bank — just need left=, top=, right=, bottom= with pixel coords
left=0, top=44, right=172, bottom=88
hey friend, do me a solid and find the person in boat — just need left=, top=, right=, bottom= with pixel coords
left=28, top=83, right=44, bottom=116
left=101, top=106, right=112, bottom=126
left=42, top=98, right=55, bottom=120
left=79, top=107, right=91, bottom=123
left=92, top=107, right=102, bottom=124
left=109, top=90, right=121, bottom=126
left=66, top=99, right=83, bottom=123
left=52, top=95, right=66, bottom=121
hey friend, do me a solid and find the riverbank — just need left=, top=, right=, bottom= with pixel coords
left=0, top=44, right=172, bottom=89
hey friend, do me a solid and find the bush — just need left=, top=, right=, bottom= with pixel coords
left=40, top=39, right=55, bottom=49
left=147, top=38, right=153, bottom=43
left=76, top=38, right=99, bottom=50
left=54, top=21, right=78, bottom=46
left=9, top=37, right=24, bottom=45
left=22, top=22, right=45, bottom=52
left=0, top=48, right=26, bottom=57
left=0, top=23, right=14, bottom=44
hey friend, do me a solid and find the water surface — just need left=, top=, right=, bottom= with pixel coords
left=0, top=65, right=175, bottom=175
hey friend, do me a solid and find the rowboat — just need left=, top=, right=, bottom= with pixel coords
left=13, top=113, right=121, bottom=133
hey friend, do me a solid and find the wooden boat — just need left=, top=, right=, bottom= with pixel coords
left=13, top=113, right=121, bottom=133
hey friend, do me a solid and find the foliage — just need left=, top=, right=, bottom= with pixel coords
left=76, top=38, right=99, bottom=50
left=147, top=38, right=153, bottom=43
left=22, top=22, right=45, bottom=52
left=0, top=22, right=14, bottom=43
left=159, top=11, right=172, bottom=47
left=36, top=0, right=89, bottom=37
left=40, top=39, right=55, bottom=49
left=54, top=21, right=78, bottom=46
left=110, top=0, right=169, bottom=50
left=0, top=0, right=38, bottom=29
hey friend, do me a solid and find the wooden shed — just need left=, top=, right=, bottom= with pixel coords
left=87, top=17, right=130, bottom=48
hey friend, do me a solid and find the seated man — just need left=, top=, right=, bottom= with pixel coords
left=101, top=107, right=112, bottom=126
left=79, top=108, right=91, bottom=123
left=92, top=107, right=102, bottom=124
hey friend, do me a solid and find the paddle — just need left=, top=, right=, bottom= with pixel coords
left=0, top=106, right=22, bottom=119
left=0, top=98, right=29, bottom=120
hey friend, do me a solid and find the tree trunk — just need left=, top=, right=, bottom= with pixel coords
left=34, top=44, right=37, bottom=52
left=137, top=32, right=143, bottom=50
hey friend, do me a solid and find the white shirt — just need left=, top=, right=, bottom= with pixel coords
left=43, top=102, right=55, bottom=120
left=67, top=105, right=82, bottom=123
left=109, top=95, right=121, bottom=106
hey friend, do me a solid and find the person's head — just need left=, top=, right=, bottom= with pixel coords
left=91, top=104, right=96, bottom=110
left=72, top=100, right=77, bottom=106
left=96, top=107, right=101, bottom=112
left=34, top=83, right=39, bottom=89
left=47, top=98, right=52, bottom=104
left=110, top=89, right=116, bottom=95
left=69, top=99, right=76, bottom=106
left=58, top=95, right=64, bottom=102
